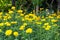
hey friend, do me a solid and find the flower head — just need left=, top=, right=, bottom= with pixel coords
left=17, top=10, right=23, bottom=13
left=5, top=30, right=12, bottom=36
left=19, top=25, right=25, bottom=30
left=11, top=6, right=15, bottom=10
left=13, top=32, right=19, bottom=37
left=26, top=28, right=32, bottom=34
left=0, top=23, right=4, bottom=26
left=5, top=22, right=11, bottom=26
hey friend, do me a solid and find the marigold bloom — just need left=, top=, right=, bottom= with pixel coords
left=44, top=25, right=51, bottom=30
left=51, top=19, right=58, bottom=22
left=8, top=10, right=13, bottom=14
left=35, top=22, right=42, bottom=24
left=51, top=13, right=57, bottom=16
left=5, top=22, right=11, bottom=26
left=11, top=6, right=15, bottom=10
left=3, top=16, right=8, bottom=20
left=26, top=28, right=32, bottom=34
left=44, top=23, right=49, bottom=26
left=13, top=32, right=19, bottom=37
left=57, top=15, right=60, bottom=19
left=35, top=16, right=40, bottom=21
left=23, top=23, right=27, bottom=26
left=45, top=27, right=51, bottom=30
left=17, top=10, right=23, bottom=13
left=0, top=23, right=4, bottom=26
left=0, top=12, right=3, bottom=15
left=19, top=26, right=25, bottom=30
left=8, top=16, right=12, bottom=19
left=20, top=14, right=24, bottom=16
left=5, top=30, right=12, bottom=36
left=48, top=16, right=53, bottom=18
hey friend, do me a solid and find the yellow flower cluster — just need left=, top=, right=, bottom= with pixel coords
left=43, top=23, right=51, bottom=30
left=24, top=14, right=40, bottom=22
left=26, top=28, right=32, bottom=34
left=5, top=22, right=11, bottom=26
left=51, top=19, right=58, bottom=23
left=19, top=23, right=27, bottom=30
left=0, top=6, right=59, bottom=38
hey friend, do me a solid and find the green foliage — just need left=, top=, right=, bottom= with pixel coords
left=32, top=0, right=44, bottom=6
left=0, top=0, right=12, bottom=11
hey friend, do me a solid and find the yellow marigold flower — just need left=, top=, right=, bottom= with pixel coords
left=0, top=29, right=2, bottom=32
left=28, top=14, right=35, bottom=16
left=11, top=21, right=17, bottom=24
left=23, top=23, right=27, bottom=26
left=27, top=18, right=33, bottom=22
left=17, top=10, right=23, bottom=13
left=13, top=32, right=19, bottom=37
left=44, top=23, right=49, bottom=26
left=51, top=13, right=57, bottom=16
left=5, top=30, right=12, bottom=36
left=26, top=14, right=36, bottom=20
left=48, top=16, right=53, bottom=18
left=8, top=16, right=12, bottom=19
left=11, top=6, right=15, bottom=10
left=0, top=23, right=4, bottom=26
left=20, top=14, right=24, bottom=16
left=57, top=15, right=60, bottom=19
left=8, top=10, right=13, bottom=14
left=25, top=15, right=29, bottom=18
left=5, top=14, right=11, bottom=19
left=35, top=22, right=42, bottom=24
left=41, top=19, right=46, bottom=21
left=0, top=16, right=2, bottom=19
left=35, top=16, right=40, bottom=21
left=3, top=16, right=8, bottom=20
left=19, top=26, right=25, bottom=30
left=51, top=19, right=58, bottom=22
left=45, top=27, right=50, bottom=30
left=26, top=28, right=32, bottom=34
left=28, top=14, right=36, bottom=18
left=45, top=25, right=51, bottom=30
left=5, top=22, right=11, bottom=26
left=0, top=12, right=3, bottom=15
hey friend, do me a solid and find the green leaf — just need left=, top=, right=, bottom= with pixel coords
left=14, top=38, right=19, bottom=40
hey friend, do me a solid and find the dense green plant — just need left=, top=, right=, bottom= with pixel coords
left=0, top=0, right=12, bottom=11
